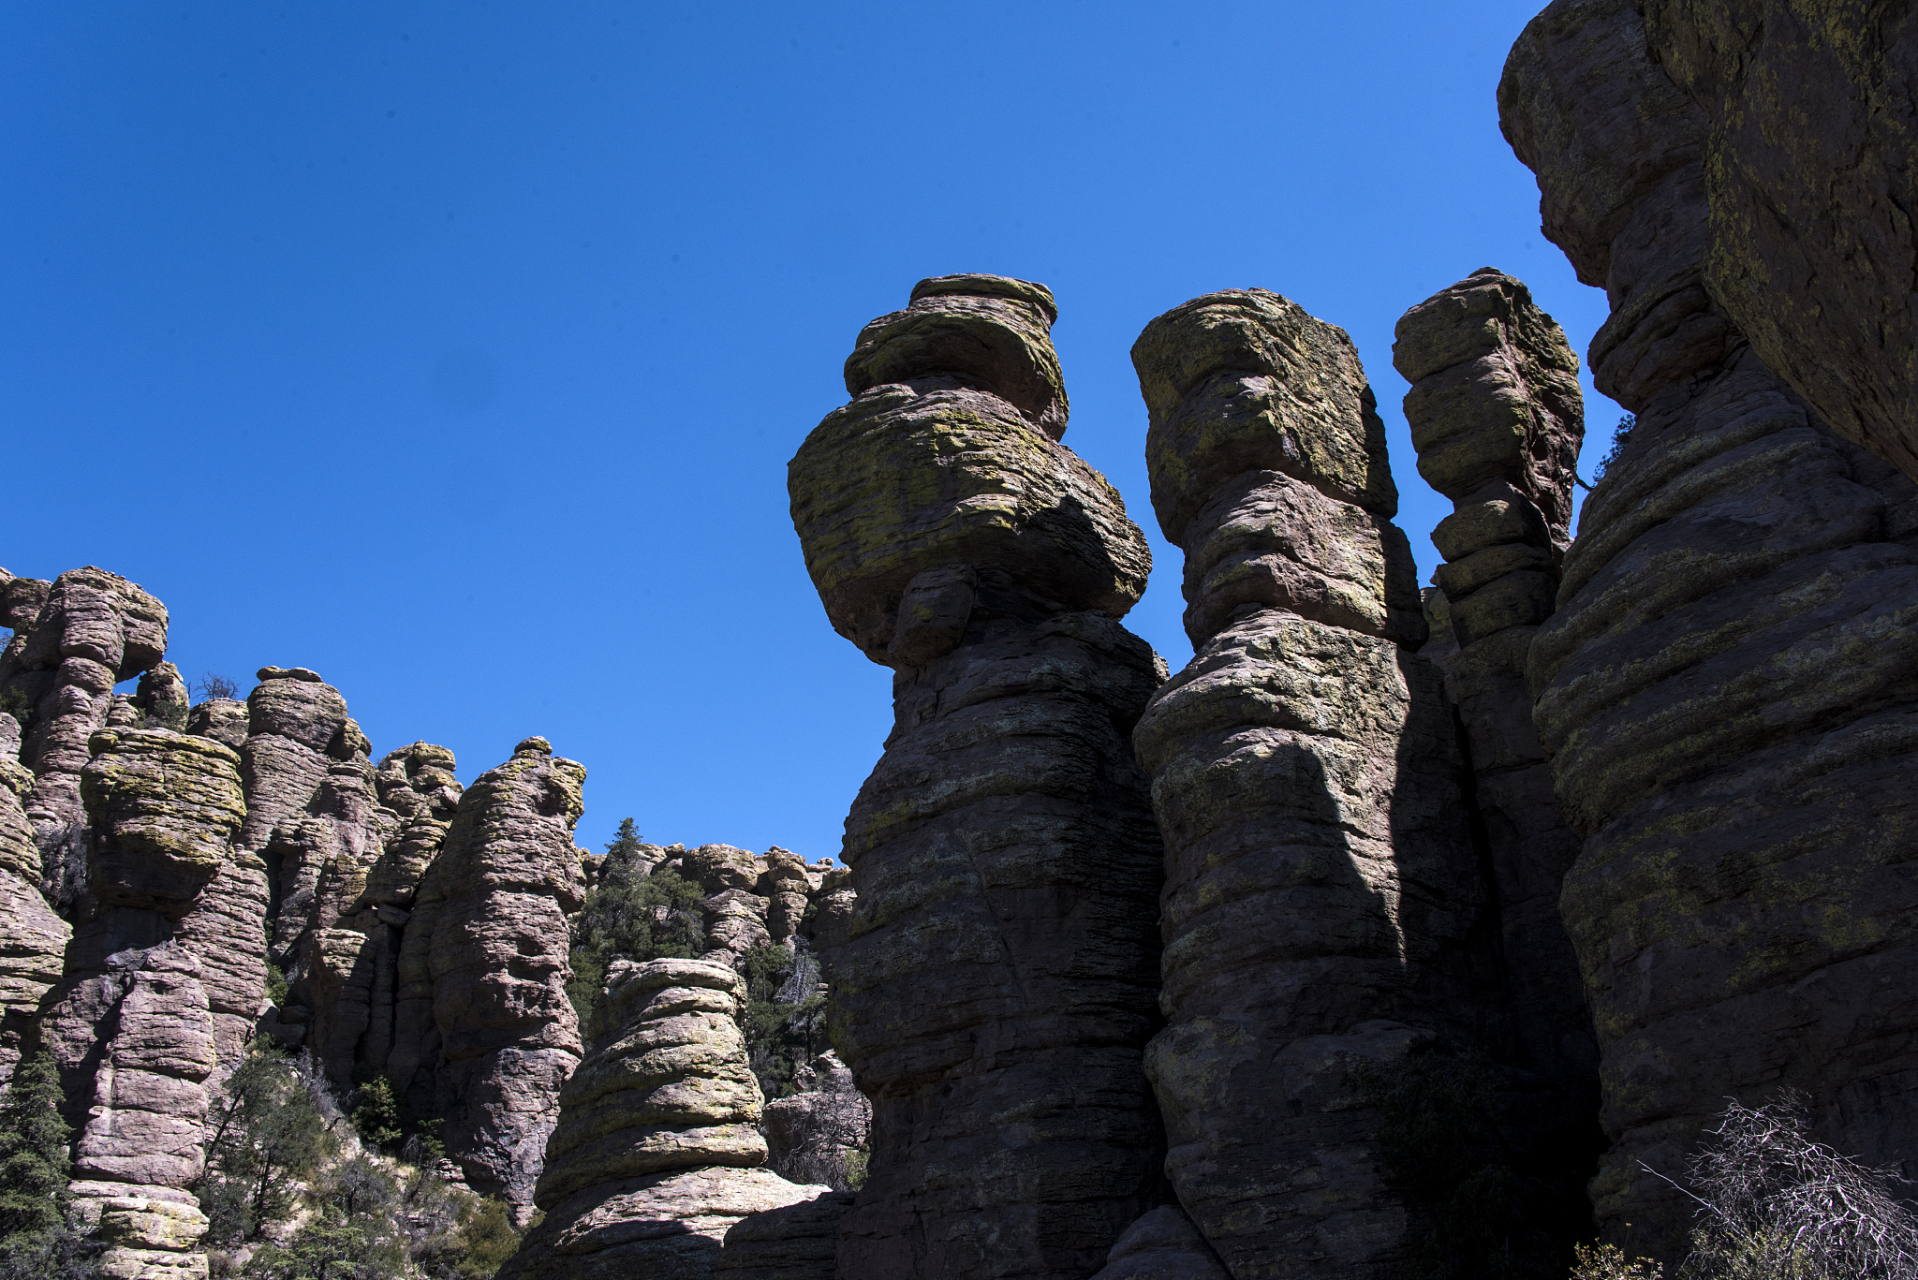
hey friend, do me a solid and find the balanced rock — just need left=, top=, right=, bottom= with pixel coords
left=1502, top=0, right=1918, bottom=1256
left=790, top=274, right=1166, bottom=1279
left=1130, top=289, right=1496, bottom=1277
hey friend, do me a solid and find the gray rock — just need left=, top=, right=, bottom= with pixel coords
left=1091, top=1206, right=1231, bottom=1280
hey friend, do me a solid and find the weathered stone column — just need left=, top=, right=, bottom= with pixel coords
left=499, top=958, right=824, bottom=1280
left=0, top=755, right=69, bottom=1086
left=789, top=274, right=1166, bottom=1279
left=1502, top=0, right=1918, bottom=1256
left=392, top=736, right=586, bottom=1217
left=1129, top=288, right=1490, bottom=1279
left=1392, top=268, right=1599, bottom=1147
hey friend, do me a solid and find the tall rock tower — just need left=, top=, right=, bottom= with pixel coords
left=1502, top=0, right=1918, bottom=1256
left=789, top=274, right=1168, bottom=1279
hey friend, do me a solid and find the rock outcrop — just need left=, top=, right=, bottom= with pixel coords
left=393, top=736, right=586, bottom=1216
left=1393, top=268, right=1600, bottom=1152
left=1090, top=1206, right=1232, bottom=1280
left=1621, top=2, right=1918, bottom=484
left=0, top=752, right=68, bottom=1085
left=790, top=274, right=1167, bottom=1279
left=500, top=958, right=823, bottom=1280
left=760, top=1050, right=871, bottom=1191
left=1129, top=288, right=1509, bottom=1278
left=0, top=568, right=172, bottom=915
left=1502, top=0, right=1918, bottom=1256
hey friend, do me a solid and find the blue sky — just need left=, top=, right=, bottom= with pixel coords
left=0, top=2, right=1623, bottom=862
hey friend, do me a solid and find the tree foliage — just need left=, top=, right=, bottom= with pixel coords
left=0, top=1052, right=98, bottom=1280
left=196, top=1043, right=335, bottom=1243
left=737, top=943, right=827, bottom=1099
left=566, top=818, right=704, bottom=1025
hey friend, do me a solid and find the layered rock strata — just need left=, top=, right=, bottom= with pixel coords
left=1628, top=2, right=1918, bottom=483
left=0, top=567, right=171, bottom=914
left=393, top=736, right=586, bottom=1215
left=41, top=727, right=244, bottom=1280
left=1502, top=0, right=1918, bottom=1256
left=0, top=753, right=69, bottom=1085
left=790, top=274, right=1167, bottom=1278
left=500, top=958, right=822, bottom=1280
left=1393, top=269, right=1599, bottom=1140
left=1129, top=288, right=1497, bottom=1278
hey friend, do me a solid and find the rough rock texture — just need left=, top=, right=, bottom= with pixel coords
left=0, top=568, right=172, bottom=915
left=1393, top=269, right=1600, bottom=1152
left=760, top=848, right=812, bottom=943
left=0, top=755, right=69, bottom=1084
left=393, top=736, right=585, bottom=1216
left=1502, top=0, right=1918, bottom=1257
left=761, top=1050, right=871, bottom=1191
left=1090, top=1206, right=1232, bottom=1280
left=791, top=275, right=1167, bottom=1279
left=183, top=700, right=247, bottom=752
left=1623, top=2, right=1918, bottom=484
left=717, top=1191, right=856, bottom=1280
left=1130, top=289, right=1501, bottom=1278
left=499, top=958, right=821, bottom=1280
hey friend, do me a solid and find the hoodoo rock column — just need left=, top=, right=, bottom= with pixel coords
left=1502, top=0, right=1918, bottom=1256
left=1128, top=289, right=1494, bottom=1279
left=789, top=274, right=1167, bottom=1279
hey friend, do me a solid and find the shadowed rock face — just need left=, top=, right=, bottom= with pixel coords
left=1130, top=289, right=1499, bottom=1280
left=396, top=736, right=587, bottom=1216
left=1393, top=268, right=1600, bottom=1173
left=1502, top=0, right=1918, bottom=1257
left=499, top=958, right=823, bottom=1280
left=0, top=755, right=69, bottom=1085
left=1628, top=2, right=1918, bottom=484
left=790, top=274, right=1167, bottom=1280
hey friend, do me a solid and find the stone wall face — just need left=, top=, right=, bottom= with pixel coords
left=1502, top=0, right=1918, bottom=1257
left=1392, top=269, right=1600, bottom=1152
left=1632, top=1, right=1918, bottom=485
left=1129, top=288, right=1498, bottom=1280
left=789, top=275, right=1167, bottom=1280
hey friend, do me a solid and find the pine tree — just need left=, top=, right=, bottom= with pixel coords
left=0, top=1052, right=71, bottom=1247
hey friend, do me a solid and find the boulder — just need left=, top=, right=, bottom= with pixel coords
left=1091, top=1206, right=1231, bottom=1280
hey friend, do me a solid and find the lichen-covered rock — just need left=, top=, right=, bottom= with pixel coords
left=393, top=736, right=584, bottom=1215
left=500, top=957, right=821, bottom=1280
left=790, top=274, right=1150, bottom=666
left=1131, top=289, right=1502, bottom=1279
left=1501, top=0, right=1918, bottom=1257
left=0, top=758, right=69, bottom=1084
left=1393, top=268, right=1599, bottom=1176
left=183, top=701, right=247, bottom=752
left=538, top=959, right=765, bottom=1206
left=81, top=731, right=243, bottom=918
left=0, top=568, right=173, bottom=914
left=1091, top=1206, right=1232, bottom=1280
left=1633, top=2, right=1918, bottom=484
left=791, top=275, right=1166, bottom=1279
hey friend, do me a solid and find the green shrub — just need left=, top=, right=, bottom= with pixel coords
left=195, top=1043, right=336, bottom=1243
left=566, top=819, right=705, bottom=1025
left=1594, top=414, right=1635, bottom=480
left=264, top=963, right=290, bottom=1008
left=247, top=1157, right=407, bottom=1280
left=0, top=691, right=34, bottom=737
left=842, top=1147, right=869, bottom=1192
left=1571, top=1242, right=1663, bottom=1280
left=350, top=1077, right=403, bottom=1155
left=736, top=943, right=828, bottom=1098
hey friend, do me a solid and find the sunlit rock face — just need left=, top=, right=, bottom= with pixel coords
left=790, top=274, right=1167, bottom=1280
left=1503, top=0, right=1918, bottom=1257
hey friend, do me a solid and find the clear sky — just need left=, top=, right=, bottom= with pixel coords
left=0, top=2, right=1624, bottom=863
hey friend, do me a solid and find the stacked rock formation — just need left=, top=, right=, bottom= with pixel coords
left=0, top=567, right=172, bottom=914
left=1620, top=3, right=1918, bottom=484
left=500, top=957, right=825, bottom=1280
left=1392, top=269, right=1599, bottom=1138
left=789, top=274, right=1167, bottom=1278
left=1502, top=0, right=1918, bottom=1256
left=1128, top=288, right=1497, bottom=1278
left=41, top=726, right=248, bottom=1280
left=392, top=736, right=587, bottom=1215
left=0, top=749, right=70, bottom=1084
left=760, top=1050, right=871, bottom=1191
